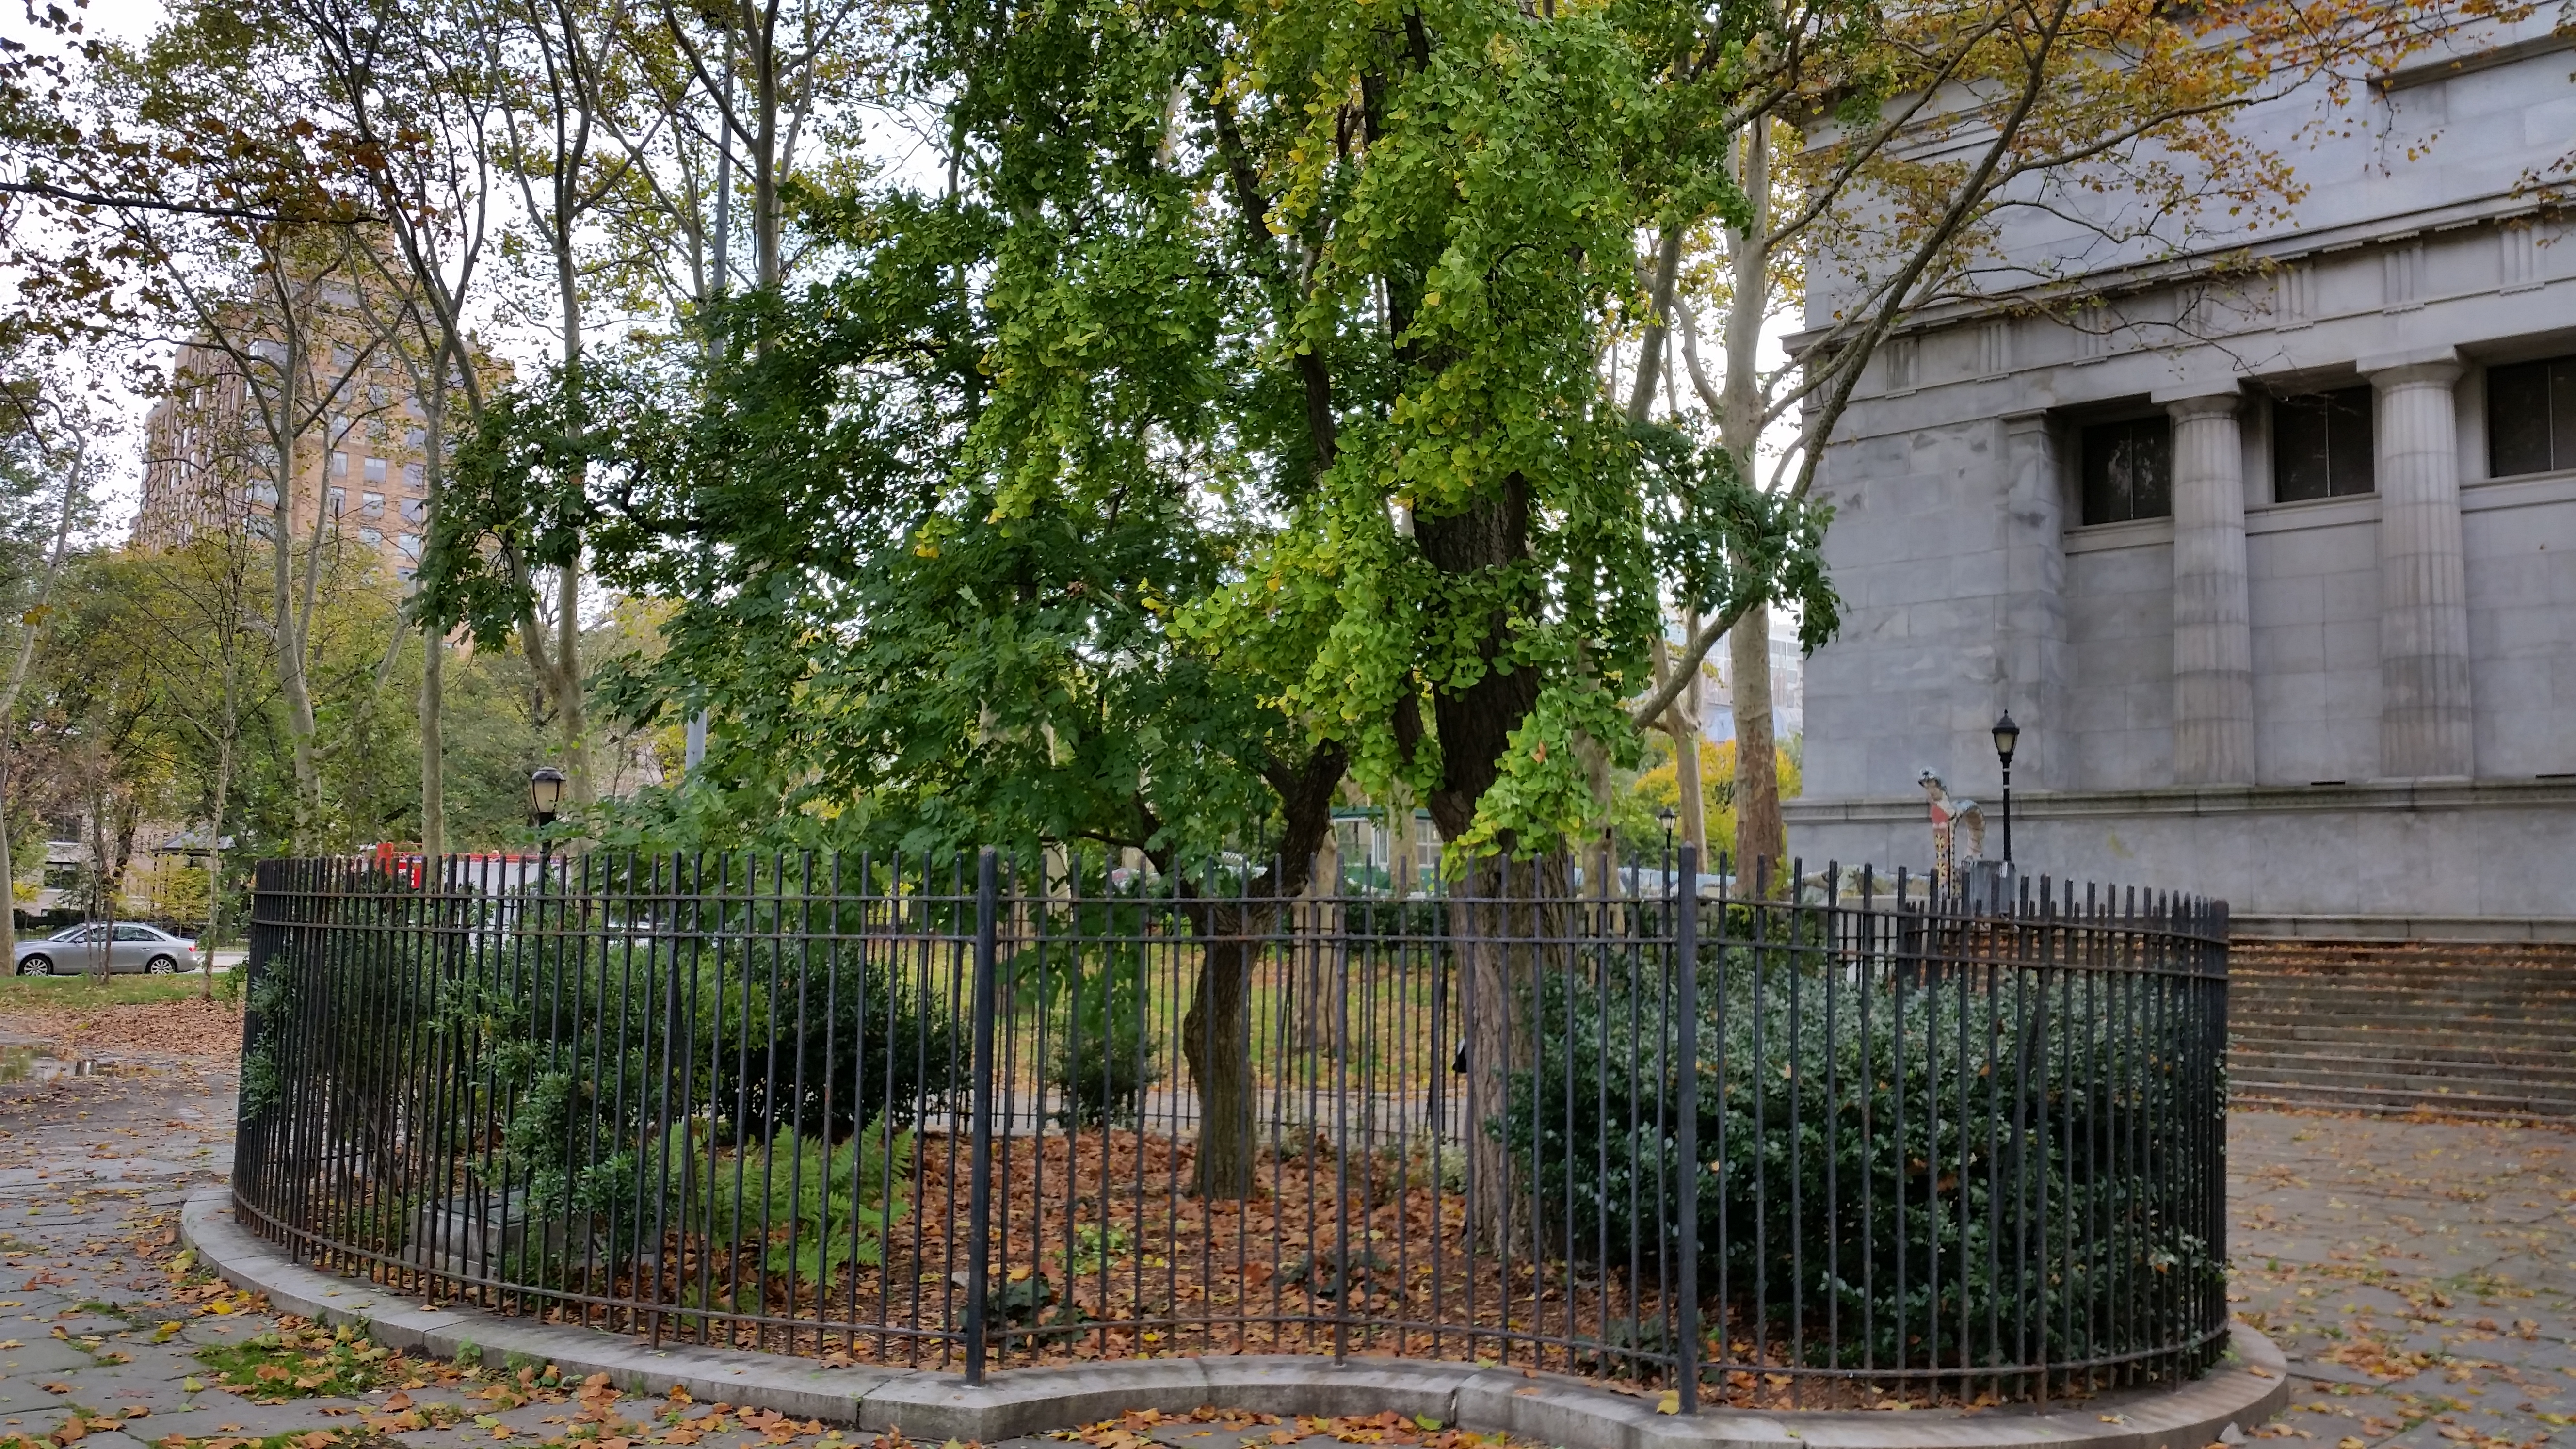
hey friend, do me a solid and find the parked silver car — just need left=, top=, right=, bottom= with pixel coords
left=14, top=923, right=205, bottom=976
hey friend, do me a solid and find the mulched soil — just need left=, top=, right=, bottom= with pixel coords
left=316, top=1127, right=2129, bottom=1413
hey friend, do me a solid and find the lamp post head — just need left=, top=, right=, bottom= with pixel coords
left=528, top=766, right=568, bottom=826
left=1992, top=712, right=2021, bottom=770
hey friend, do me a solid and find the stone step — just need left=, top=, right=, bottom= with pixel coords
left=2221, top=941, right=2575, bottom=1118
left=2231, top=1011, right=2569, bottom=1037
left=2228, top=1047, right=2576, bottom=1087
left=2229, top=1082, right=2568, bottom=1122
left=2225, top=1005, right=2565, bottom=1026
left=2229, top=1062, right=2576, bottom=1109
left=2232, top=1011, right=2568, bottom=1034
left=2232, top=970, right=2576, bottom=987
left=2234, top=978, right=2576, bottom=997
left=2233, top=971, right=2576, bottom=989
left=2228, top=1029, right=2576, bottom=1064
left=2234, top=959, right=2576, bottom=971
left=2230, top=1069, right=2565, bottom=1102
left=2232, top=991, right=2576, bottom=1014
left=2239, top=959, right=2576, bottom=972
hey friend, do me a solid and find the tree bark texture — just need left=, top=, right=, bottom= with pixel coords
left=1180, top=931, right=1260, bottom=1199
left=1451, top=851, right=1574, bottom=1252
left=1729, top=603, right=1784, bottom=881
left=1297, top=823, right=1341, bottom=1055
left=419, top=362, right=449, bottom=861
left=1719, top=126, right=1786, bottom=888
left=1407, top=473, right=1557, bottom=1245
left=1414, top=475, right=1538, bottom=846
left=0, top=449, right=80, bottom=964
left=1182, top=742, right=1346, bottom=1199
left=201, top=726, right=233, bottom=1001
left=1673, top=618, right=1707, bottom=859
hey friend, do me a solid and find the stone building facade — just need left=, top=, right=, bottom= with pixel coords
left=1783, top=18, right=2576, bottom=935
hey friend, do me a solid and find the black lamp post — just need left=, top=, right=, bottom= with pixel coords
left=1991, top=712, right=2020, bottom=867
left=528, top=766, right=567, bottom=868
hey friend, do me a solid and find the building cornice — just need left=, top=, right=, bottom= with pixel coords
left=1784, top=777, right=2576, bottom=824
left=2373, top=30, right=2576, bottom=92
left=1784, top=186, right=2566, bottom=358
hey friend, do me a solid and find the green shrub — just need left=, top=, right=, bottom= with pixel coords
left=1048, top=1017, right=1156, bottom=1126
left=1502, top=946, right=2223, bottom=1374
left=1045, top=957, right=1156, bottom=1127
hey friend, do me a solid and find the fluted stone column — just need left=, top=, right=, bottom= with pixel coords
left=2366, top=354, right=2474, bottom=779
left=2000, top=412, right=2068, bottom=789
left=2164, top=390, right=2254, bottom=784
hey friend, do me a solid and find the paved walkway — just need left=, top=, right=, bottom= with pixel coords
left=2229, top=1112, right=2575, bottom=1449
left=0, top=1036, right=2563, bottom=1449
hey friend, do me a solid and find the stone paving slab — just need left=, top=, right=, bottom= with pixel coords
left=2228, top=1112, right=2576, bottom=1449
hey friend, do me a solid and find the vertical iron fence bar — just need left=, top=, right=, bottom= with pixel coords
left=1859, top=865, right=1878, bottom=1381
left=963, top=848, right=1000, bottom=1383
left=1788, top=855, right=1807, bottom=1398
left=1674, top=842, right=1702, bottom=1413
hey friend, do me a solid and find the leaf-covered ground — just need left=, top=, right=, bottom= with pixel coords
left=0, top=995, right=245, bottom=1059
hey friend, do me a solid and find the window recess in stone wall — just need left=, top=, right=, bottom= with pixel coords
left=2271, top=386, right=2376, bottom=501
left=2079, top=416, right=2172, bottom=524
left=2487, top=353, right=2576, bottom=477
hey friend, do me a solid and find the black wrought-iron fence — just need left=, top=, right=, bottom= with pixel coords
left=232, top=848, right=2230, bottom=1410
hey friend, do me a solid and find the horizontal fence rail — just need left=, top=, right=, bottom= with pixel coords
left=233, top=848, right=2231, bottom=1410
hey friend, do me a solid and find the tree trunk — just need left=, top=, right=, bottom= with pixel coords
left=420, top=360, right=448, bottom=861
left=1410, top=474, right=1549, bottom=1246
left=1718, top=124, right=1784, bottom=889
left=1672, top=617, right=1707, bottom=859
left=1297, top=823, right=1340, bottom=1054
left=1181, top=929, right=1258, bottom=1199
left=556, top=552, right=586, bottom=805
left=1729, top=605, right=1785, bottom=885
left=1451, top=852, right=1573, bottom=1252
left=202, top=725, right=233, bottom=1002
left=553, top=208, right=590, bottom=808
left=272, top=422, right=322, bottom=854
left=1414, top=478, right=1540, bottom=845
left=0, top=448, right=79, bottom=965
left=1182, top=742, right=1344, bottom=1199
left=88, top=793, right=113, bottom=980
left=1388, top=788, right=1416, bottom=893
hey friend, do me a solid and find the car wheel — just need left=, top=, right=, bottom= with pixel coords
left=146, top=955, right=180, bottom=975
left=17, top=955, right=50, bottom=976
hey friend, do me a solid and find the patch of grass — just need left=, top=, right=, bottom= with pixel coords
left=0, top=974, right=203, bottom=1009
left=193, top=1323, right=397, bottom=1401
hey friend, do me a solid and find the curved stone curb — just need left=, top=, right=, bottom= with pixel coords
left=185, top=1189, right=2287, bottom=1449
